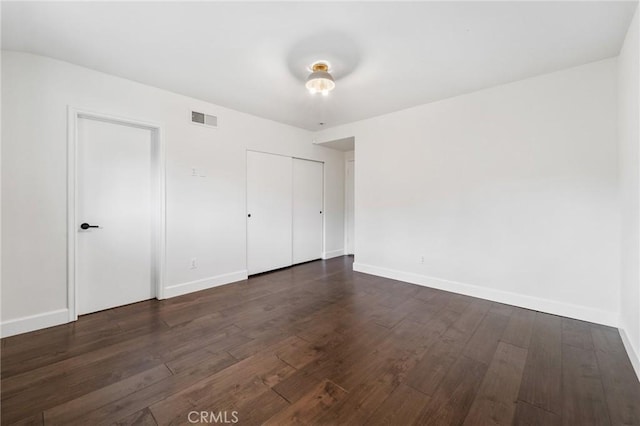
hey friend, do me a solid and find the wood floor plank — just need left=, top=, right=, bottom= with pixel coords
left=1, top=256, right=637, bottom=425
left=159, top=285, right=273, bottom=328
left=145, top=365, right=280, bottom=425
left=365, top=383, right=430, bottom=425
left=164, top=347, right=236, bottom=375
left=2, top=322, right=239, bottom=399
left=1, top=312, right=121, bottom=361
left=43, top=364, right=171, bottom=425
left=500, top=307, right=535, bottom=349
left=512, top=401, right=561, bottom=426
left=1, top=318, right=169, bottom=380
left=291, top=303, right=360, bottom=343
left=489, top=302, right=515, bottom=318
left=395, top=336, right=460, bottom=396
left=224, top=388, right=288, bottom=425
left=148, top=336, right=304, bottom=425
left=375, top=283, right=419, bottom=309
left=462, top=312, right=510, bottom=365
left=263, top=379, right=348, bottom=425
left=156, top=324, right=249, bottom=363
left=369, top=304, right=410, bottom=329
left=226, top=328, right=288, bottom=360
left=1, top=323, right=248, bottom=424
left=405, top=300, right=489, bottom=395
left=463, top=342, right=528, bottom=426
left=404, top=294, right=452, bottom=325
left=591, top=326, right=640, bottom=425
left=291, top=322, right=392, bottom=392
left=444, top=293, right=474, bottom=314
left=561, top=344, right=611, bottom=425
left=445, top=298, right=493, bottom=342
left=66, top=349, right=247, bottom=425
left=414, top=355, right=488, bottom=426
left=114, top=408, right=158, bottom=426
left=7, top=413, right=43, bottom=426
left=591, top=324, right=626, bottom=354
left=517, top=312, right=562, bottom=414
left=271, top=335, right=323, bottom=369
left=1, top=355, right=166, bottom=424
left=271, top=369, right=322, bottom=404
left=388, top=315, right=451, bottom=353
left=413, top=285, right=441, bottom=302
left=316, top=324, right=433, bottom=425
left=562, top=317, right=594, bottom=350
left=315, top=378, right=395, bottom=425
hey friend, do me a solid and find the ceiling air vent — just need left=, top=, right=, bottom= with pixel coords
left=191, top=111, right=218, bottom=128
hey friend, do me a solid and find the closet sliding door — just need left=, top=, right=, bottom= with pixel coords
left=247, top=151, right=293, bottom=275
left=292, top=158, right=324, bottom=264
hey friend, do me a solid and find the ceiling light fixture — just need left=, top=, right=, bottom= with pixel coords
left=306, top=62, right=335, bottom=96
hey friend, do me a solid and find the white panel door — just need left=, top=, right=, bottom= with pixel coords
left=346, top=160, right=355, bottom=255
left=77, top=117, right=155, bottom=315
left=293, top=158, right=324, bottom=264
left=247, top=151, right=293, bottom=275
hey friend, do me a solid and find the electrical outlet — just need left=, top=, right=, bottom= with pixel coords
left=190, top=258, right=197, bottom=269
left=420, top=256, right=425, bottom=264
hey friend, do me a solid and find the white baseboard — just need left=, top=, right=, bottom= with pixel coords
left=163, top=270, right=248, bottom=299
left=1, top=308, right=70, bottom=338
left=619, top=327, right=640, bottom=382
left=353, top=262, right=619, bottom=327
left=322, top=248, right=345, bottom=260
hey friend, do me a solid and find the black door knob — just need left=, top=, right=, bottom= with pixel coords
left=247, top=214, right=251, bottom=218
left=80, top=223, right=99, bottom=230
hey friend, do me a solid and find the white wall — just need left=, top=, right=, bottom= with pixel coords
left=1, top=51, right=345, bottom=336
left=618, top=8, right=640, bottom=377
left=317, top=58, right=620, bottom=326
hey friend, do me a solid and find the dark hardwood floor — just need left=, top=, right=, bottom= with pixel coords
left=2, top=256, right=639, bottom=425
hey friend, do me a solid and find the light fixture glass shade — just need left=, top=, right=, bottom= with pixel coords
left=306, top=63, right=335, bottom=95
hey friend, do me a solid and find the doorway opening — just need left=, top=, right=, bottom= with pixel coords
left=313, top=136, right=355, bottom=257
left=67, top=108, right=165, bottom=320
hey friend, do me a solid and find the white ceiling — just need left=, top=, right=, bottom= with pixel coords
left=2, top=1, right=637, bottom=130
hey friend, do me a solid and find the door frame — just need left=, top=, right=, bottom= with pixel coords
left=67, top=107, right=166, bottom=321
left=345, top=159, right=355, bottom=255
